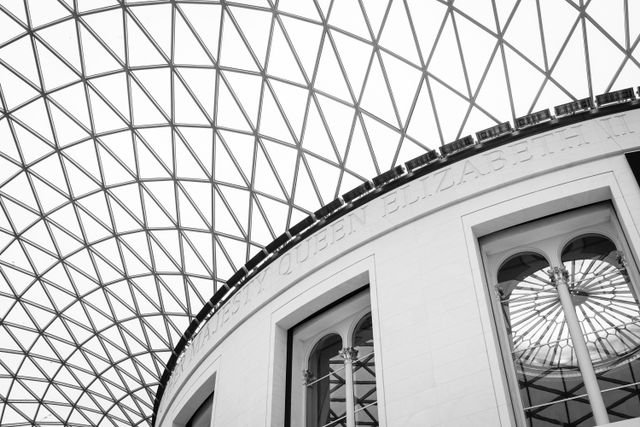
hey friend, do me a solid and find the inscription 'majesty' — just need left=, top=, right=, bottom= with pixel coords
left=159, top=205, right=369, bottom=413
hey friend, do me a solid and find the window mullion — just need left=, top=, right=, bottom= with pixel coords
left=338, top=347, right=358, bottom=427
left=548, top=265, right=610, bottom=425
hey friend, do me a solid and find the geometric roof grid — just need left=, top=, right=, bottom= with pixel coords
left=0, top=0, right=639, bottom=425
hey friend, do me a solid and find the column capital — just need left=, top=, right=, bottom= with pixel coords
left=339, top=347, right=358, bottom=362
left=302, top=369, right=314, bottom=386
left=547, top=266, right=569, bottom=285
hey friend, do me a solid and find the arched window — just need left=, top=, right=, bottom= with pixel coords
left=306, top=334, right=345, bottom=427
left=291, top=290, right=377, bottom=427
left=482, top=204, right=640, bottom=426
left=352, top=314, right=378, bottom=426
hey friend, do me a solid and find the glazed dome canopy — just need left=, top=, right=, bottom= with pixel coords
left=0, top=0, right=638, bottom=425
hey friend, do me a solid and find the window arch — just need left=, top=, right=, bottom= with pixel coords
left=291, top=290, right=378, bottom=427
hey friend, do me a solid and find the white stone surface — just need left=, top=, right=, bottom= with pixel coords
left=157, top=109, right=640, bottom=426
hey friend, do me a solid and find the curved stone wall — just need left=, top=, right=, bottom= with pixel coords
left=155, top=106, right=640, bottom=427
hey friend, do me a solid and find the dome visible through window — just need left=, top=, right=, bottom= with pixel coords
left=499, top=236, right=640, bottom=375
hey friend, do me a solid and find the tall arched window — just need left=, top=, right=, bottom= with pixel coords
left=289, top=290, right=378, bottom=427
left=352, top=314, right=378, bottom=426
left=482, top=204, right=640, bottom=426
left=306, top=334, right=345, bottom=427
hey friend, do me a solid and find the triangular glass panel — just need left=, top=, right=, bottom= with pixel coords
left=551, top=24, right=590, bottom=99
left=135, top=131, right=172, bottom=178
left=586, top=20, right=626, bottom=94
left=0, top=64, right=39, bottom=110
left=474, top=53, right=512, bottom=125
left=223, top=70, right=263, bottom=127
left=540, top=0, right=579, bottom=66
left=456, top=12, right=498, bottom=93
left=35, top=39, right=78, bottom=91
left=454, top=0, right=497, bottom=32
left=27, top=0, right=71, bottom=27
left=302, top=100, right=338, bottom=163
left=305, top=155, right=340, bottom=204
left=78, top=24, right=122, bottom=76
left=292, top=160, right=321, bottom=212
left=345, top=118, right=377, bottom=178
left=360, top=55, right=398, bottom=126
left=0, top=34, right=39, bottom=86
left=176, top=186, right=208, bottom=230
left=87, top=87, right=129, bottom=134
left=228, top=6, right=272, bottom=68
left=219, top=10, right=259, bottom=72
left=379, top=0, right=420, bottom=63
left=505, top=46, right=546, bottom=116
left=330, top=30, right=374, bottom=98
left=130, top=3, right=173, bottom=58
left=130, top=78, right=167, bottom=126
left=48, top=101, right=89, bottom=145
left=125, top=13, right=167, bottom=67
left=0, top=9, right=26, bottom=45
left=380, top=51, right=423, bottom=127
left=35, top=19, right=80, bottom=72
left=279, top=15, right=323, bottom=80
left=329, top=0, right=370, bottom=40
left=133, top=67, right=171, bottom=117
left=267, top=21, right=306, bottom=85
left=176, top=67, right=217, bottom=121
left=428, top=15, right=468, bottom=96
left=173, top=71, right=211, bottom=125
left=49, top=83, right=91, bottom=130
left=362, top=115, right=401, bottom=171
left=586, top=0, right=625, bottom=48
left=314, top=37, right=352, bottom=102
left=12, top=98, right=56, bottom=146
left=213, top=76, right=252, bottom=131
left=177, top=3, right=222, bottom=62
left=277, top=0, right=320, bottom=22
left=503, top=0, right=544, bottom=67
left=213, top=189, right=245, bottom=237
left=315, top=94, right=355, bottom=161
left=173, top=9, right=213, bottom=66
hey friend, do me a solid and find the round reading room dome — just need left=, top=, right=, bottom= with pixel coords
left=0, top=0, right=638, bottom=425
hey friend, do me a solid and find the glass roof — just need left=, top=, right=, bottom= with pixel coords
left=0, top=0, right=638, bottom=425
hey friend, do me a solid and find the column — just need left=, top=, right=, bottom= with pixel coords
left=339, top=347, right=358, bottom=427
left=548, top=266, right=609, bottom=425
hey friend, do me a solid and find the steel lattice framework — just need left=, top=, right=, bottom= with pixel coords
left=0, top=0, right=639, bottom=425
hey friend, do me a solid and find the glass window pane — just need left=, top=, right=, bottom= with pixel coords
left=525, top=398, right=594, bottom=426
left=498, top=253, right=592, bottom=425
left=562, top=235, right=640, bottom=420
left=352, top=314, right=378, bottom=426
left=307, top=334, right=345, bottom=427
